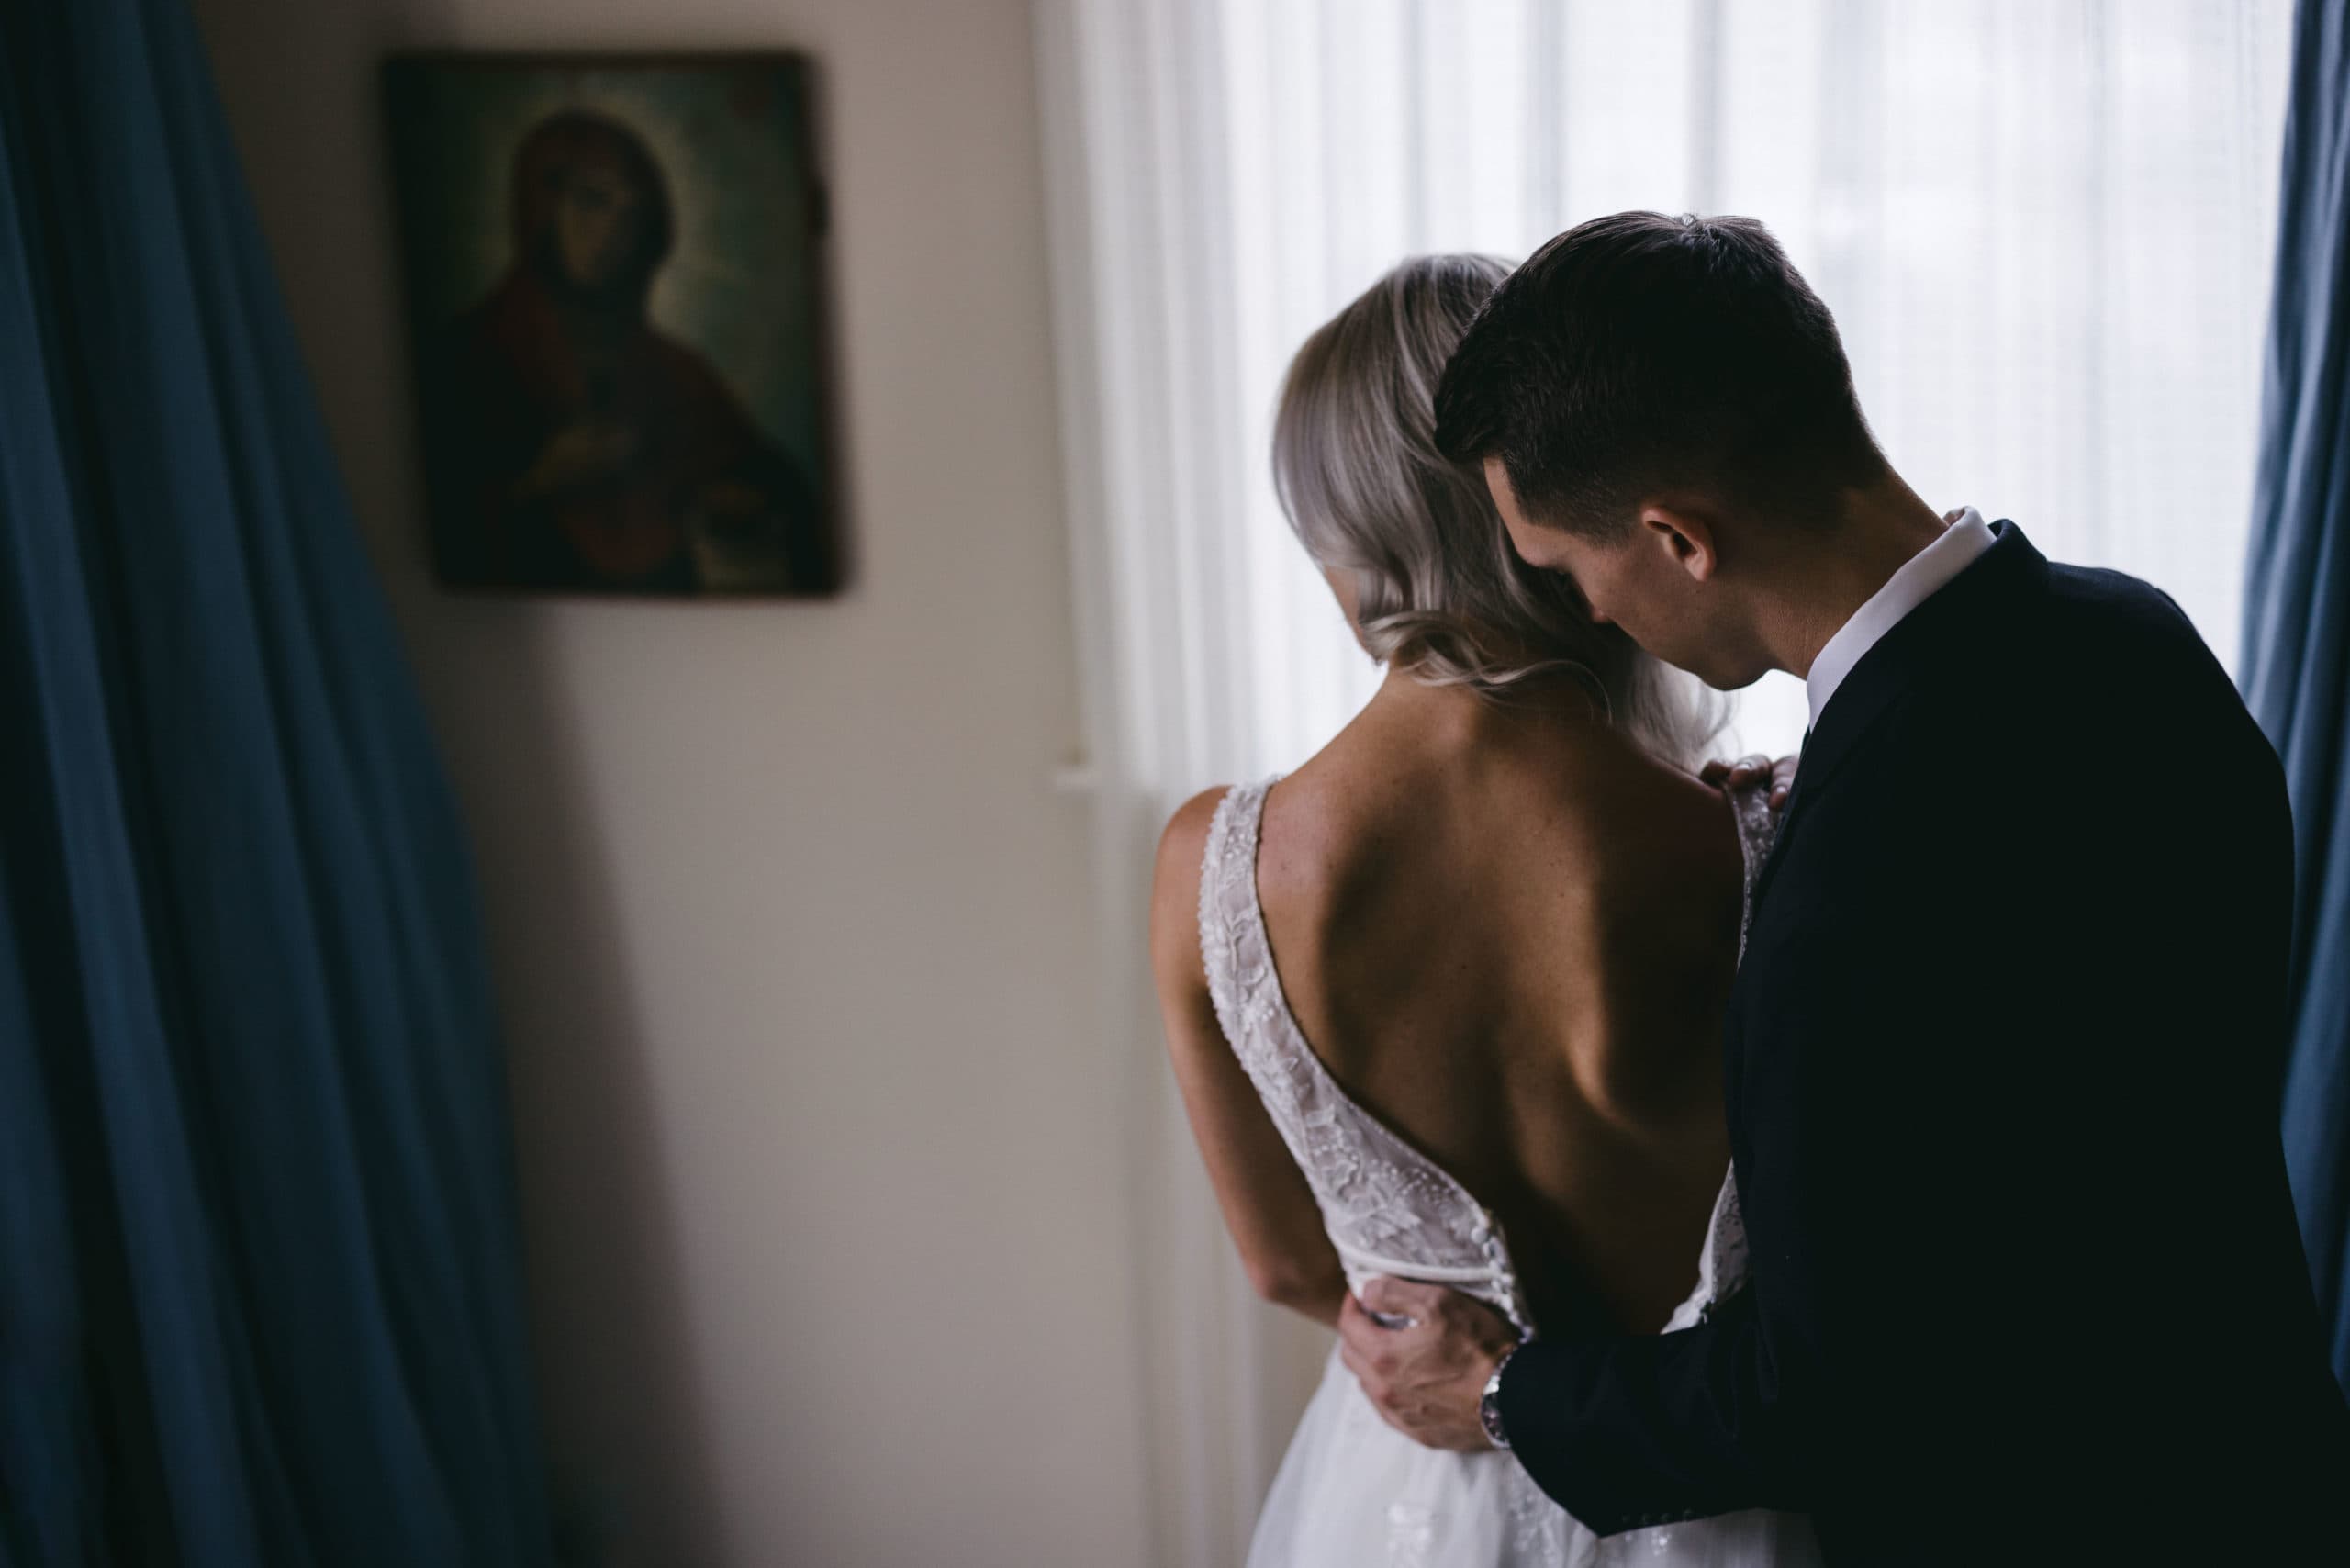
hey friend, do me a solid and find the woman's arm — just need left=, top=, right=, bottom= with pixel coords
left=1150, top=789, right=1348, bottom=1328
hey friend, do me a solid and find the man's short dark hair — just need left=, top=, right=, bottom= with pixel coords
left=1434, top=212, right=1884, bottom=539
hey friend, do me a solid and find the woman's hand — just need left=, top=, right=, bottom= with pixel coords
left=1337, top=1279, right=1520, bottom=1451
left=1701, top=753, right=1799, bottom=813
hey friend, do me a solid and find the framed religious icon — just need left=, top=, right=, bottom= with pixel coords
left=383, top=52, right=840, bottom=596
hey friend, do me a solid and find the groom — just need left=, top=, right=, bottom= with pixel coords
left=1337, top=213, right=2350, bottom=1559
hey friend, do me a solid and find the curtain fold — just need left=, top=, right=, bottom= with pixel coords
left=2244, top=0, right=2350, bottom=1396
left=0, top=1, right=554, bottom=1562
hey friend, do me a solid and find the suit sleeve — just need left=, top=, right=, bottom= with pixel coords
left=1497, top=1284, right=1794, bottom=1530
left=1498, top=737, right=2009, bottom=1533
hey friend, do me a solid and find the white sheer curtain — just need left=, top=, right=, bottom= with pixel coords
left=1036, top=4, right=2293, bottom=1562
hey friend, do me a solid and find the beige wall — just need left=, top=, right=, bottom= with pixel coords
left=190, top=1, right=1150, bottom=1562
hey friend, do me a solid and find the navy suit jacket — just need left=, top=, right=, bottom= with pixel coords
left=1497, top=523, right=2350, bottom=1561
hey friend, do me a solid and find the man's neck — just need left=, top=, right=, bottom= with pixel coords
left=1767, top=477, right=1950, bottom=680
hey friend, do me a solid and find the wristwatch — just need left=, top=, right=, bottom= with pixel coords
left=1479, top=1342, right=1521, bottom=1451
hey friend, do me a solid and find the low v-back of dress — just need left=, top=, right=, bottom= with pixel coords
left=1199, top=777, right=1820, bottom=1568
left=1198, top=778, right=1532, bottom=1334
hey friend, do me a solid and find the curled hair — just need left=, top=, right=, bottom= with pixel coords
left=1272, top=255, right=1721, bottom=763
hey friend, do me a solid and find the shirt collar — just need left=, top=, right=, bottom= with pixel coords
left=1805, top=507, right=1997, bottom=729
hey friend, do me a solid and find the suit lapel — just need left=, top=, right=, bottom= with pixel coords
left=1742, top=521, right=2045, bottom=924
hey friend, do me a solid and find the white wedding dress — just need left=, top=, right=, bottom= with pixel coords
left=1198, top=777, right=1823, bottom=1568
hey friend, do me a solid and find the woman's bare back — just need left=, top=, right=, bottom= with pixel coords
left=1253, top=674, right=1746, bottom=1332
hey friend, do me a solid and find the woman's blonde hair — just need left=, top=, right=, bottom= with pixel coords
left=1271, top=254, right=1722, bottom=762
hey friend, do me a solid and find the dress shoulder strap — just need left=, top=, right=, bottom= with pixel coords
left=1196, top=777, right=1279, bottom=1076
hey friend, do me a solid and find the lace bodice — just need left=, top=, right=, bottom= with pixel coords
left=1197, top=776, right=1782, bottom=1342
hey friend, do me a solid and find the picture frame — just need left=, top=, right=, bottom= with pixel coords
left=383, top=51, right=841, bottom=597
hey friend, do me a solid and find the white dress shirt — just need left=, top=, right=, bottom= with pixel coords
left=1805, top=507, right=1997, bottom=729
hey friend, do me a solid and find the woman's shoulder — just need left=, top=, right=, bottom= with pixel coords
left=1156, top=784, right=1235, bottom=877
left=1149, top=784, right=1245, bottom=991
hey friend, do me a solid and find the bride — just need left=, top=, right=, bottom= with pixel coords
left=1147, top=255, right=1820, bottom=1566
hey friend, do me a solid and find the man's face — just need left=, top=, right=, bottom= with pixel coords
left=1485, top=456, right=1763, bottom=689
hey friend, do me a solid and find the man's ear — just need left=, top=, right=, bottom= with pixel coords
left=1639, top=504, right=1717, bottom=583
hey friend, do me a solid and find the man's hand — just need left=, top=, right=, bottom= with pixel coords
left=1337, top=1278, right=1521, bottom=1451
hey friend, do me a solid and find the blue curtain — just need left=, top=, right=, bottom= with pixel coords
left=0, top=2, right=554, bottom=1562
left=2244, top=0, right=2350, bottom=1396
